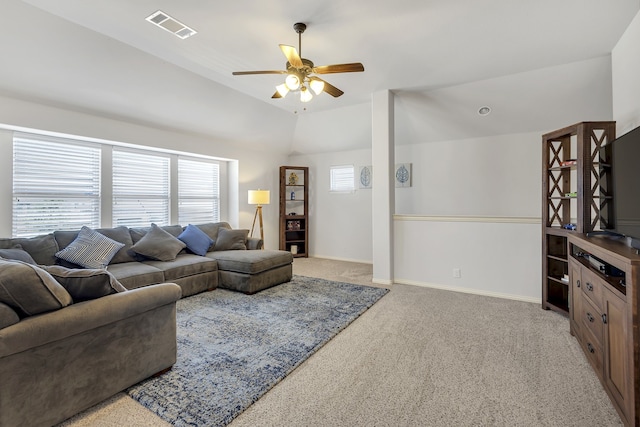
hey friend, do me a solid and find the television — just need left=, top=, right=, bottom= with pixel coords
left=599, top=124, right=640, bottom=250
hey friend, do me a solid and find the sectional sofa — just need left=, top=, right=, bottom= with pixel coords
left=0, top=221, right=293, bottom=426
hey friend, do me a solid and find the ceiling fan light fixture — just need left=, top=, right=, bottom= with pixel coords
left=285, top=74, right=301, bottom=91
left=309, top=79, right=325, bottom=95
left=300, top=86, right=313, bottom=102
left=275, top=83, right=290, bottom=98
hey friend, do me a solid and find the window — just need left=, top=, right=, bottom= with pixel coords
left=112, top=149, right=170, bottom=228
left=330, top=165, right=355, bottom=192
left=13, top=135, right=101, bottom=237
left=12, top=133, right=224, bottom=236
left=178, top=158, right=220, bottom=224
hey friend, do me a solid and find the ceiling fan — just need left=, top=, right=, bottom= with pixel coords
left=232, top=22, right=364, bottom=102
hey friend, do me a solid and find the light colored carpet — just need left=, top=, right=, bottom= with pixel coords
left=59, top=257, right=622, bottom=426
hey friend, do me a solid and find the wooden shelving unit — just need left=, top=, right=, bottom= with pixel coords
left=541, top=121, right=616, bottom=315
left=279, top=166, right=308, bottom=257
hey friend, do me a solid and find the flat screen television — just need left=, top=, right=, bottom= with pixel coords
left=599, top=124, right=640, bottom=250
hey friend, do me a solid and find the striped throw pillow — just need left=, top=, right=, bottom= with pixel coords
left=55, top=226, right=125, bottom=269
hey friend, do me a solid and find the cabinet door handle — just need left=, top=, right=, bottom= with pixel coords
left=602, top=313, right=607, bottom=324
left=587, top=343, right=595, bottom=354
left=586, top=282, right=593, bottom=292
left=586, top=312, right=595, bottom=323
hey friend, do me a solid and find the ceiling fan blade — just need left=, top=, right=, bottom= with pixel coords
left=279, top=44, right=304, bottom=68
left=313, top=63, right=365, bottom=74
left=232, top=70, right=287, bottom=75
left=313, top=77, right=344, bottom=97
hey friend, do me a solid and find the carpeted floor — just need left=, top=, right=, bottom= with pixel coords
left=59, top=258, right=623, bottom=426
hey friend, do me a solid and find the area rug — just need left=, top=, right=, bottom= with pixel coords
left=127, top=275, right=388, bottom=426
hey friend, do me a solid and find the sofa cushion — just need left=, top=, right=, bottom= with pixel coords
left=194, top=222, right=232, bottom=247
left=0, top=234, right=59, bottom=265
left=129, top=224, right=186, bottom=262
left=207, top=249, right=293, bottom=274
left=212, top=228, right=248, bottom=251
left=106, top=262, right=165, bottom=290
left=129, top=224, right=184, bottom=244
left=97, top=226, right=137, bottom=264
left=0, top=245, right=36, bottom=265
left=0, top=302, right=20, bottom=329
left=178, top=224, right=214, bottom=256
left=143, top=254, right=218, bottom=281
left=0, top=259, right=73, bottom=316
left=55, top=226, right=125, bottom=269
left=40, top=265, right=127, bottom=302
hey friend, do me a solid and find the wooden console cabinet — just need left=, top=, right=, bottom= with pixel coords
left=568, top=233, right=639, bottom=426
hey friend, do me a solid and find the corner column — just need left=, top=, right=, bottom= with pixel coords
left=371, top=90, right=394, bottom=285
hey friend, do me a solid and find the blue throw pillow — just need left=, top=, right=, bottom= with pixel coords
left=178, top=224, right=214, bottom=256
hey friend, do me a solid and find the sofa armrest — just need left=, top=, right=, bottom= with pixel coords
left=0, top=283, right=182, bottom=358
left=246, top=237, right=263, bottom=250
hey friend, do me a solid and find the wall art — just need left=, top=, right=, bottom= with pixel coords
left=359, top=165, right=372, bottom=189
left=395, top=163, right=412, bottom=187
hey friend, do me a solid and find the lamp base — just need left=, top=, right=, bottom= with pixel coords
left=250, top=205, right=264, bottom=245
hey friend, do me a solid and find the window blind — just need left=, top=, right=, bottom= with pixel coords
left=330, top=165, right=355, bottom=192
left=112, top=149, right=170, bottom=228
left=12, top=135, right=101, bottom=237
left=178, top=158, right=220, bottom=224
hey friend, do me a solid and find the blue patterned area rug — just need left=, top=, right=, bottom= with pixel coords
left=127, top=275, right=388, bottom=426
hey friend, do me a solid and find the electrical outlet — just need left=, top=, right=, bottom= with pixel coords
left=453, top=268, right=461, bottom=278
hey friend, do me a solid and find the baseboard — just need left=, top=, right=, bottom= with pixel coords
left=308, top=255, right=373, bottom=265
left=372, top=278, right=393, bottom=286
left=394, top=278, right=540, bottom=304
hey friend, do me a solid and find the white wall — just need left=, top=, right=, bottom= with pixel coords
left=394, top=132, right=541, bottom=216
left=612, top=10, right=640, bottom=134
left=394, top=218, right=540, bottom=301
left=0, top=95, right=287, bottom=248
left=288, top=149, right=373, bottom=263
left=392, top=132, right=541, bottom=301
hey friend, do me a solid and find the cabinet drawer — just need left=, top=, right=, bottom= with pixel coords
left=581, top=269, right=604, bottom=311
left=579, top=326, right=604, bottom=376
left=580, top=295, right=603, bottom=345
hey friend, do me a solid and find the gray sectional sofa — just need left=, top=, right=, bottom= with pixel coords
left=0, top=221, right=293, bottom=427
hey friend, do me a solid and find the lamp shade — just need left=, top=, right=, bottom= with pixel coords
left=248, top=189, right=270, bottom=205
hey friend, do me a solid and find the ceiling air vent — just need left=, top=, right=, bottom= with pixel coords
left=146, top=10, right=197, bottom=39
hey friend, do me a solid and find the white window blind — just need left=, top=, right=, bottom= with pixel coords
left=330, top=165, right=355, bottom=192
left=178, top=158, right=220, bottom=224
left=112, top=149, right=170, bottom=228
left=12, top=135, right=101, bottom=237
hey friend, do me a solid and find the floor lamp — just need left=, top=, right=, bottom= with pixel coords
left=248, top=189, right=270, bottom=245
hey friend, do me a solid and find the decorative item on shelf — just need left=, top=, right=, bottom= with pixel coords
left=290, top=245, right=298, bottom=255
left=288, top=212, right=297, bottom=216
left=564, top=192, right=577, bottom=198
left=293, top=220, right=301, bottom=230
left=291, top=191, right=295, bottom=200
left=562, top=223, right=577, bottom=230
left=287, top=221, right=293, bottom=230
left=288, top=172, right=298, bottom=185
left=560, top=159, right=577, bottom=166
left=248, top=189, right=270, bottom=245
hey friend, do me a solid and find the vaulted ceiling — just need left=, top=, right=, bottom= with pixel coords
left=2, top=0, right=638, bottom=154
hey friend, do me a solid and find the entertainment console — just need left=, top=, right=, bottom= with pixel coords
left=568, top=233, right=639, bottom=426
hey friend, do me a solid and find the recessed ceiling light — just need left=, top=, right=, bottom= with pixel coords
left=478, top=106, right=491, bottom=116
left=146, top=10, right=197, bottom=39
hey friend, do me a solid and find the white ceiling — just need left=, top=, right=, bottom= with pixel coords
left=2, top=0, right=639, bottom=154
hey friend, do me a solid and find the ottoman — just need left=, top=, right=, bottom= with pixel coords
left=206, top=249, right=293, bottom=294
